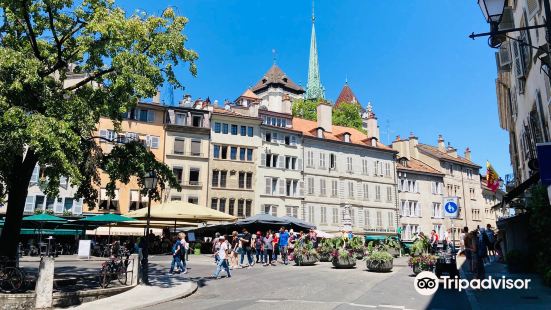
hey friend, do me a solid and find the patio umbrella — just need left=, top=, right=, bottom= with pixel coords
left=79, top=214, right=136, bottom=243
left=314, top=229, right=335, bottom=239
left=280, top=216, right=316, bottom=230
left=126, top=201, right=237, bottom=223
left=237, top=214, right=288, bottom=226
left=23, top=214, right=67, bottom=243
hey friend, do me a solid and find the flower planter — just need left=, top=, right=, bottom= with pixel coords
left=412, top=264, right=433, bottom=275
left=294, top=255, right=318, bottom=266
left=332, top=256, right=356, bottom=269
left=319, top=253, right=332, bottom=262
left=354, top=252, right=365, bottom=260
left=366, top=258, right=393, bottom=272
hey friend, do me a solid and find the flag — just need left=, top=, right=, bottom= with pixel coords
left=486, top=161, right=500, bottom=193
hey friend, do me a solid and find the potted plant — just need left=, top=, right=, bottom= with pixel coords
left=349, top=236, right=366, bottom=259
left=317, top=239, right=334, bottom=262
left=365, top=251, right=394, bottom=272
left=294, top=241, right=319, bottom=266
left=408, top=254, right=437, bottom=275
left=331, top=248, right=356, bottom=268
left=193, top=243, right=201, bottom=255
left=34, top=209, right=44, bottom=215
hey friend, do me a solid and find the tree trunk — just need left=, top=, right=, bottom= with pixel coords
left=0, top=151, right=38, bottom=260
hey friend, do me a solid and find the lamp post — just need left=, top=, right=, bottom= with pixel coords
left=470, top=0, right=551, bottom=49
left=141, top=170, right=158, bottom=285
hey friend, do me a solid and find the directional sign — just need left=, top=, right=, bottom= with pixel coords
left=443, top=197, right=459, bottom=218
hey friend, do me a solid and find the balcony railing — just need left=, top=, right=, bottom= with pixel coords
left=171, top=151, right=205, bottom=157
left=181, top=181, right=202, bottom=187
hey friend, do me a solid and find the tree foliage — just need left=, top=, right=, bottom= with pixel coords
left=332, top=102, right=364, bottom=132
left=291, top=98, right=319, bottom=121
left=0, top=0, right=198, bottom=258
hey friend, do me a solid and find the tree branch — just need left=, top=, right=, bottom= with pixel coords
left=45, top=2, right=63, bottom=66
left=20, top=0, right=44, bottom=61
left=64, top=67, right=115, bottom=91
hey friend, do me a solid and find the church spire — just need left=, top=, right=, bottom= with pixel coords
left=306, top=0, right=325, bottom=100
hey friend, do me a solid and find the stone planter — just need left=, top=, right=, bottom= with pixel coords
left=365, top=258, right=393, bottom=272
left=319, top=253, right=332, bottom=262
left=355, top=252, right=365, bottom=260
left=294, top=255, right=318, bottom=266
left=332, top=256, right=356, bottom=269
left=412, top=264, right=433, bottom=275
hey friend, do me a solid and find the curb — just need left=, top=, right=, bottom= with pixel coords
left=130, top=281, right=198, bottom=310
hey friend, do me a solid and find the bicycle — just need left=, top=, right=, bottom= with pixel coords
left=97, top=250, right=130, bottom=288
left=0, top=257, right=26, bottom=293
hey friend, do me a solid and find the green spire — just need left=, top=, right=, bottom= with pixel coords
left=306, top=0, right=325, bottom=100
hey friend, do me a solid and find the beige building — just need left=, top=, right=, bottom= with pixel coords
left=207, top=107, right=262, bottom=218
left=250, top=64, right=305, bottom=114
left=295, top=103, right=398, bottom=234
left=163, top=103, right=211, bottom=207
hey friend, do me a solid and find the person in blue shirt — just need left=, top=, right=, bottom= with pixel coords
left=278, top=227, right=290, bottom=265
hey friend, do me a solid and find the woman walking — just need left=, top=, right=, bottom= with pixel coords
left=263, top=230, right=274, bottom=266
left=213, top=236, right=231, bottom=279
left=229, top=231, right=239, bottom=269
left=254, top=231, right=264, bottom=264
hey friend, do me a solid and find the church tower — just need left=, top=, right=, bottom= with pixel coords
left=306, top=0, right=325, bottom=100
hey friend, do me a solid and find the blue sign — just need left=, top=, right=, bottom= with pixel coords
left=444, top=202, right=458, bottom=214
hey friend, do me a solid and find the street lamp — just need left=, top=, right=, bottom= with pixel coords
left=477, top=0, right=506, bottom=24
left=141, top=170, right=158, bottom=285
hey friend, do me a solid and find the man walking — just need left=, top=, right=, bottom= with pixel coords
left=279, top=227, right=290, bottom=265
left=239, top=228, right=253, bottom=268
left=213, top=236, right=231, bottom=279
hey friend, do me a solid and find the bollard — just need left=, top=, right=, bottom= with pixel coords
left=35, top=257, right=55, bottom=309
left=127, top=254, right=140, bottom=285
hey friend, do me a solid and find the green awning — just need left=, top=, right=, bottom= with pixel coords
left=79, top=213, right=136, bottom=223
left=365, top=235, right=387, bottom=241
left=23, top=214, right=67, bottom=222
left=20, top=229, right=80, bottom=236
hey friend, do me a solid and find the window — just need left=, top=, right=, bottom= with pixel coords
left=99, top=189, right=119, bottom=210
left=171, top=196, right=182, bottom=201
left=307, top=177, right=314, bottom=195
left=385, top=162, right=391, bottom=177
left=472, top=209, right=481, bottom=221
left=470, top=188, right=476, bottom=200
left=245, top=200, right=252, bottom=217
left=466, top=169, right=473, bottom=179
left=174, top=138, right=185, bottom=155
left=148, top=135, right=160, bottom=149
left=247, top=149, right=253, bottom=161
left=211, top=198, right=218, bottom=210
left=172, top=167, right=183, bottom=184
left=362, top=159, right=368, bottom=175
left=175, top=113, right=187, bottom=125
left=239, top=172, right=245, bottom=189
left=332, top=208, right=339, bottom=224
left=308, top=205, right=315, bottom=224
left=286, top=206, right=298, bottom=218
left=348, top=181, right=354, bottom=198
left=228, top=199, right=235, bottom=215
left=284, top=136, right=291, bottom=145
left=319, top=153, right=326, bottom=169
left=320, top=179, right=327, bottom=196
left=388, top=212, right=394, bottom=228
left=307, top=151, right=314, bottom=168
left=247, top=127, right=254, bottom=137
left=240, top=126, right=247, bottom=136
left=263, top=205, right=278, bottom=216
left=448, top=164, right=454, bottom=175
left=432, top=202, right=442, bottom=218
left=240, top=148, right=246, bottom=161
left=212, top=170, right=219, bottom=187
left=375, top=185, right=381, bottom=201
left=246, top=172, right=253, bottom=189
left=190, top=140, right=201, bottom=156
left=344, top=133, right=351, bottom=143
left=386, top=187, right=392, bottom=202
left=265, top=154, right=279, bottom=168
left=64, top=198, right=74, bottom=211
left=264, top=132, right=272, bottom=142
left=222, top=123, right=229, bottom=134
left=347, top=157, right=353, bottom=172
left=213, top=145, right=220, bottom=158
left=187, top=196, right=199, bottom=204
left=376, top=211, right=383, bottom=227
left=363, top=183, right=369, bottom=199
left=230, top=146, right=237, bottom=160
left=220, top=171, right=227, bottom=187
left=231, top=124, right=238, bottom=135
left=330, top=154, right=336, bottom=170
left=214, top=122, right=221, bottom=133
left=218, top=198, right=226, bottom=212
left=374, top=161, right=379, bottom=175
left=188, top=168, right=200, bottom=185
left=129, top=190, right=147, bottom=211
left=331, top=180, right=338, bottom=197
left=364, top=209, right=371, bottom=228
left=192, top=115, right=202, bottom=127
left=237, top=200, right=244, bottom=217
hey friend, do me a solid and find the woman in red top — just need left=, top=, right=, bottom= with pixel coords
left=272, top=232, right=279, bottom=263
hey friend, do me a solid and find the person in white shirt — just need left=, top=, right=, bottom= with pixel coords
left=179, top=233, right=189, bottom=274
left=213, top=236, right=231, bottom=279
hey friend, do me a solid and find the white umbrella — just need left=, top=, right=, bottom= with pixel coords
left=315, top=229, right=335, bottom=239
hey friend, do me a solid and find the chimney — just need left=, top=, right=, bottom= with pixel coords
left=366, top=102, right=379, bottom=140
left=409, top=131, right=419, bottom=159
left=464, top=147, right=471, bottom=161
left=282, top=94, right=292, bottom=114
left=316, top=101, right=332, bottom=132
left=152, top=90, right=161, bottom=104
left=438, top=135, right=445, bottom=152
left=395, top=135, right=401, bottom=142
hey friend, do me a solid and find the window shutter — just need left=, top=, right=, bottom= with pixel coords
left=99, top=130, right=108, bottom=142
left=279, top=178, right=285, bottom=196
left=416, top=202, right=421, bottom=217
left=299, top=181, right=304, bottom=196
left=379, top=162, right=384, bottom=176
left=297, top=158, right=303, bottom=171
left=364, top=209, right=370, bottom=228
left=278, top=156, right=285, bottom=168
left=512, top=40, right=526, bottom=78
left=54, top=198, right=64, bottom=214
left=31, top=165, right=39, bottom=184
left=291, top=135, right=297, bottom=146
left=415, top=181, right=419, bottom=193
left=265, top=177, right=271, bottom=195
left=147, top=110, right=155, bottom=122
left=73, top=199, right=83, bottom=215
left=24, top=196, right=35, bottom=212
left=261, top=153, right=266, bottom=166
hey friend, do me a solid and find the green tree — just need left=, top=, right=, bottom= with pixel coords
left=0, top=0, right=198, bottom=259
left=332, top=102, right=364, bottom=132
left=291, top=99, right=319, bottom=121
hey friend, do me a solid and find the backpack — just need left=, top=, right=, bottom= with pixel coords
left=172, top=241, right=180, bottom=255
left=477, top=236, right=487, bottom=258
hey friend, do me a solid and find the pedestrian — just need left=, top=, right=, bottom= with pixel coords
left=239, top=228, right=253, bottom=268
left=429, top=230, right=439, bottom=253
left=262, top=230, right=274, bottom=266
left=478, top=227, right=491, bottom=264
left=272, top=232, right=279, bottom=262
left=485, top=224, right=496, bottom=259
left=463, top=228, right=474, bottom=273
left=254, top=231, right=264, bottom=264
left=474, top=230, right=486, bottom=279
left=212, top=236, right=231, bottom=279
left=308, top=229, right=318, bottom=248
left=279, top=227, right=290, bottom=265
left=288, top=230, right=296, bottom=261
left=168, top=235, right=184, bottom=275
left=212, top=232, right=221, bottom=264
left=459, top=226, right=467, bottom=254
left=178, top=232, right=189, bottom=274
left=230, top=231, right=239, bottom=269
left=442, top=228, right=450, bottom=252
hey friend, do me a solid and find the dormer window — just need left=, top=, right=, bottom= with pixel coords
left=371, top=137, right=377, bottom=147
left=283, top=77, right=288, bottom=83
left=400, top=158, right=408, bottom=167
left=343, top=133, right=351, bottom=143
left=317, top=128, right=324, bottom=138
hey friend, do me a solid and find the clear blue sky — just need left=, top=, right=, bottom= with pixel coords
left=117, top=0, right=510, bottom=176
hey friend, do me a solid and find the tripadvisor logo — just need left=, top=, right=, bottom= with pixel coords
left=414, top=271, right=532, bottom=295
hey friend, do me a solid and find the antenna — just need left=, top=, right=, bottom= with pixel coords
left=162, top=82, right=174, bottom=106
left=381, top=119, right=395, bottom=145
left=312, top=0, right=315, bottom=23
left=272, top=48, right=277, bottom=65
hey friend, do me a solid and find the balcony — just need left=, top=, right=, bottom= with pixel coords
left=181, top=181, right=202, bottom=187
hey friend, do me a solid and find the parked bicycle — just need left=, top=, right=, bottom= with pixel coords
left=97, top=250, right=130, bottom=288
left=0, top=257, right=26, bottom=293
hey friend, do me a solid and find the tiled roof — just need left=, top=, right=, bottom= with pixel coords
left=417, top=143, right=481, bottom=168
left=397, top=157, right=444, bottom=176
left=335, top=83, right=362, bottom=109
left=212, top=107, right=260, bottom=121
left=292, top=117, right=395, bottom=152
left=239, top=89, right=260, bottom=100
left=251, top=65, right=305, bottom=94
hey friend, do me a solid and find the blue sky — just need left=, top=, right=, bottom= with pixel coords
left=117, top=0, right=510, bottom=176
